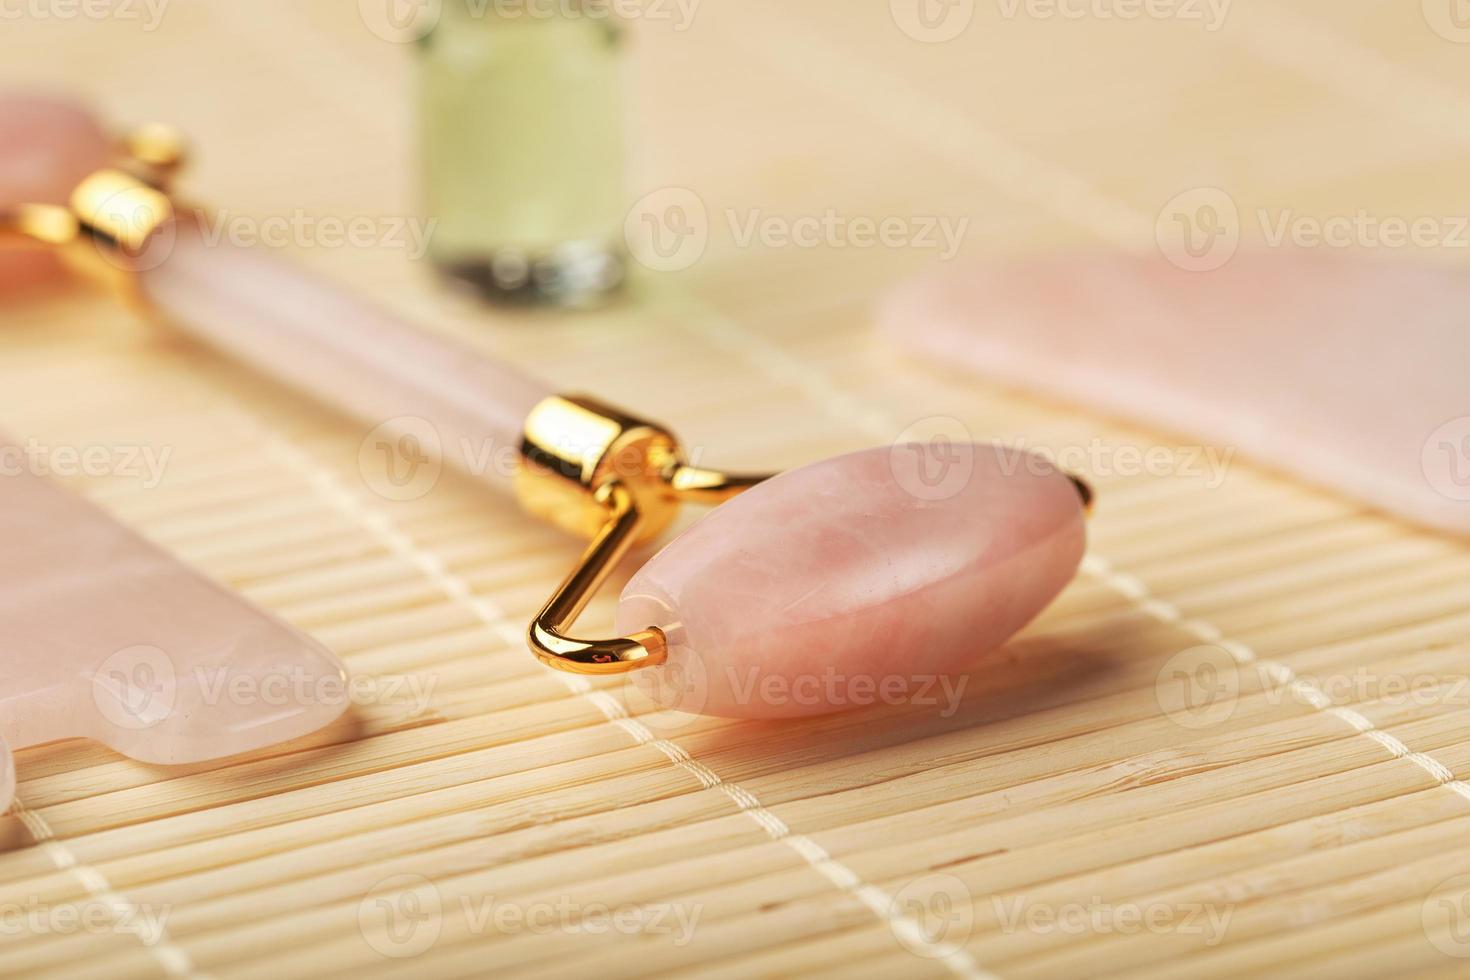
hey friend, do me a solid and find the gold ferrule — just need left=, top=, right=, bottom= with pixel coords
left=61, top=168, right=175, bottom=300
left=515, top=394, right=684, bottom=542
left=516, top=393, right=769, bottom=674
left=0, top=123, right=186, bottom=304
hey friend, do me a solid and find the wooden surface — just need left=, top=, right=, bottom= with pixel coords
left=3, top=2, right=1470, bottom=977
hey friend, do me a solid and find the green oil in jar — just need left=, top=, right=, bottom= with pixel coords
left=420, top=1, right=626, bottom=306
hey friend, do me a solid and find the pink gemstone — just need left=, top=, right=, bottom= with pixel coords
left=879, top=250, right=1470, bottom=535
left=615, top=443, right=1086, bottom=718
left=0, top=454, right=349, bottom=813
left=0, top=95, right=111, bottom=291
left=139, top=224, right=549, bottom=495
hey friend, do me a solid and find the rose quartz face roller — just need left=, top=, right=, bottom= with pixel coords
left=0, top=444, right=348, bottom=814
left=2, top=98, right=1090, bottom=718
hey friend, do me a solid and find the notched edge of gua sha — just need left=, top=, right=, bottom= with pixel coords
left=615, top=442, right=1087, bottom=718
left=0, top=447, right=350, bottom=814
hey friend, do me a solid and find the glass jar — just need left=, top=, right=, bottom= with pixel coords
left=419, top=0, right=626, bottom=306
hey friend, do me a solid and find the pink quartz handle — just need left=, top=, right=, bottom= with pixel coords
left=0, top=95, right=549, bottom=492
left=0, top=94, right=113, bottom=290
left=616, top=443, right=1087, bottom=718
left=140, top=224, right=552, bottom=493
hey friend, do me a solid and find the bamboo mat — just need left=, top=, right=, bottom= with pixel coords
left=3, top=2, right=1470, bottom=977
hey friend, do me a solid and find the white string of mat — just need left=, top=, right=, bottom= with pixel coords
left=9, top=796, right=200, bottom=978
left=1080, top=552, right=1470, bottom=804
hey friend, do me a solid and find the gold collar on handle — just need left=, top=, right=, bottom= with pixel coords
left=0, top=123, right=185, bottom=304
left=516, top=394, right=769, bottom=675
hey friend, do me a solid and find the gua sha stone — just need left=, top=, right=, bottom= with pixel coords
left=879, top=251, right=1470, bottom=536
left=0, top=453, right=349, bottom=813
left=615, top=444, right=1087, bottom=718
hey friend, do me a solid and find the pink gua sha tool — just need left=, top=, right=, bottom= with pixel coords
left=879, top=251, right=1470, bottom=537
left=0, top=99, right=348, bottom=810
left=2, top=98, right=1090, bottom=719
left=0, top=444, right=348, bottom=815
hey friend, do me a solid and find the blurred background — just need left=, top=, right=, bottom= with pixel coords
left=7, top=1, right=1468, bottom=339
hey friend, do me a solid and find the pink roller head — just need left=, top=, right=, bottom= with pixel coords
left=616, top=443, right=1087, bottom=718
left=0, top=95, right=111, bottom=290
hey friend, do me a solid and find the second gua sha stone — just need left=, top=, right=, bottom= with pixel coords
left=878, top=250, right=1470, bottom=536
left=615, top=444, right=1087, bottom=718
left=0, top=449, right=349, bottom=814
